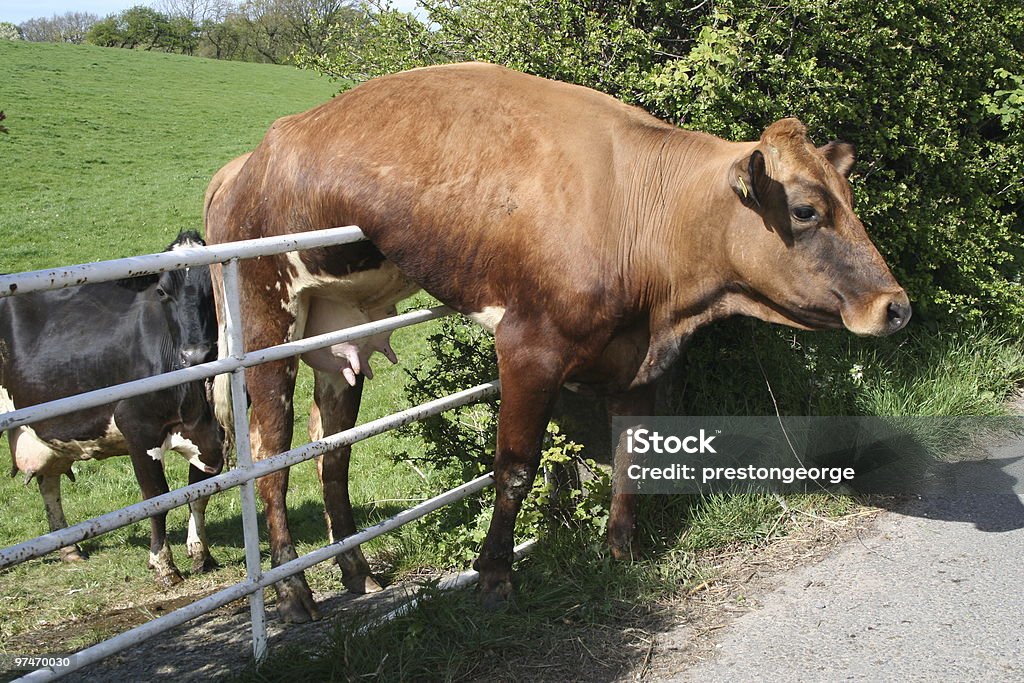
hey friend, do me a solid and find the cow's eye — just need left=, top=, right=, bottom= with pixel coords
left=156, top=287, right=168, bottom=298
left=792, top=205, right=817, bottom=222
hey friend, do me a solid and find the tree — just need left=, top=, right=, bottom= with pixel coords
left=240, top=0, right=363, bottom=64
left=119, top=5, right=173, bottom=50
left=0, top=21, right=21, bottom=40
left=200, top=11, right=249, bottom=60
left=0, top=21, right=22, bottom=40
left=85, top=16, right=125, bottom=47
left=18, top=12, right=98, bottom=43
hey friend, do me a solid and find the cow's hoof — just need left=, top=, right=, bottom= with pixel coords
left=477, top=574, right=514, bottom=610
left=154, top=568, right=184, bottom=587
left=609, top=541, right=639, bottom=562
left=192, top=553, right=221, bottom=574
left=60, top=546, right=88, bottom=562
left=275, top=576, right=321, bottom=624
left=343, top=573, right=383, bottom=594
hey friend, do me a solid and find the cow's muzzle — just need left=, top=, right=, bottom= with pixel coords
left=841, top=289, right=912, bottom=336
left=181, top=344, right=213, bottom=368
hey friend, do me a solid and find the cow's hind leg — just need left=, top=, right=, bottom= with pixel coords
left=249, top=356, right=321, bottom=623
left=37, top=473, right=88, bottom=562
left=475, top=321, right=569, bottom=607
left=9, top=428, right=87, bottom=561
left=310, top=369, right=382, bottom=594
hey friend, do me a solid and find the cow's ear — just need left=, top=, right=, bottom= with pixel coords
left=819, top=141, right=855, bottom=177
left=115, top=273, right=160, bottom=291
left=731, top=148, right=766, bottom=210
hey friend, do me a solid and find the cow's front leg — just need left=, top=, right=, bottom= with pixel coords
left=248, top=356, right=320, bottom=622
left=607, top=382, right=657, bottom=560
left=186, top=465, right=219, bottom=574
left=310, top=370, right=382, bottom=593
left=121, top=427, right=183, bottom=587
left=475, top=323, right=568, bottom=607
left=184, top=416, right=223, bottom=574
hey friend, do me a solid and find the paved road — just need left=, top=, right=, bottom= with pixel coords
left=667, top=433, right=1024, bottom=682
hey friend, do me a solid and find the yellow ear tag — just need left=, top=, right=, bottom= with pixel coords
left=738, top=176, right=749, bottom=199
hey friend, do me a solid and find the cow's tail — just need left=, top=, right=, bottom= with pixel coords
left=204, top=154, right=252, bottom=461
left=212, top=295, right=236, bottom=458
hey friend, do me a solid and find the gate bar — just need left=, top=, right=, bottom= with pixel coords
left=0, top=306, right=453, bottom=433
left=0, top=226, right=366, bottom=297
left=221, top=257, right=268, bottom=662
left=17, top=472, right=498, bottom=682
left=0, top=381, right=500, bottom=569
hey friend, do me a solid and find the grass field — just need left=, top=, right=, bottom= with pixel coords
left=0, top=39, right=337, bottom=267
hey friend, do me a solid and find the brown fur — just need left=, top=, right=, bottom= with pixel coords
left=205, top=62, right=909, bottom=619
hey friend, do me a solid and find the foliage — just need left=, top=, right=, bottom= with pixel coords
left=297, top=0, right=659, bottom=92
left=18, top=12, right=98, bottom=43
left=69, top=0, right=366, bottom=63
left=86, top=6, right=200, bottom=53
left=983, top=69, right=1024, bottom=128
left=0, top=21, right=22, bottom=40
left=301, top=0, right=1024, bottom=326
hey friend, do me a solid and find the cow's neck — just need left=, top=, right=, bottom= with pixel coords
left=620, top=130, right=749, bottom=386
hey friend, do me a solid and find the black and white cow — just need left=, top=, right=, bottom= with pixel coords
left=0, top=231, right=225, bottom=585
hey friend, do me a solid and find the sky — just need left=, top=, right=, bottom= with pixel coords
left=0, top=1, right=423, bottom=25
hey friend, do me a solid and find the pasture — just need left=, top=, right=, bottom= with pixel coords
left=2, top=39, right=1024, bottom=682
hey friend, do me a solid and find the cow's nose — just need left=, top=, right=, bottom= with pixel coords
left=181, top=345, right=212, bottom=367
left=885, top=294, right=912, bottom=333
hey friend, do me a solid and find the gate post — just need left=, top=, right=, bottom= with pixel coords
left=221, top=257, right=269, bottom=662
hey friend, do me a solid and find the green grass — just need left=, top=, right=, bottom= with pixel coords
left=0, top=40, right=337, bottom=269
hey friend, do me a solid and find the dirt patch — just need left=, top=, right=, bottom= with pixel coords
left=65, top=576, right=428, bottom=682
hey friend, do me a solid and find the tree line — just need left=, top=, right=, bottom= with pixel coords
left=5, top=0, right=366, bottom=64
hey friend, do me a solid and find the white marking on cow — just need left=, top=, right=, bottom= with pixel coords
left=146, top=432, right=216, bottom=474
left=468, top=306, right=506, bottom=333
left=213, top=320, right=234, bottom=452
left=281, top=252, right=418, bottom=385
left=2, top=389, right=127, bottom=477
left=187, top=496, right=210, bottom=558
left=0, top=383, right=14, bottom=414
left=171, top=238, right=204, bottom=251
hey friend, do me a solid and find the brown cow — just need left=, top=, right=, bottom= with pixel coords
left=205, top=62, right=909, bottom=622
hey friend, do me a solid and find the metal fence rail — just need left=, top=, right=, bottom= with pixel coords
left=0, top=227, right=503, bottom=681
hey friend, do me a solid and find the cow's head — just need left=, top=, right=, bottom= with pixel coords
left=726, top=118, right=909, bottom=336
left=121, top=231, right=219, bottom=368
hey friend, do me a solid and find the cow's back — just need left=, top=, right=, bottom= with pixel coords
left=221, top=63, right=677, bottom=323
left=0, top=286, right=158, bottom=441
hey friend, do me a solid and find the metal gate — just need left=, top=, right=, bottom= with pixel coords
left=0, top=226, right=501, bottom=681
